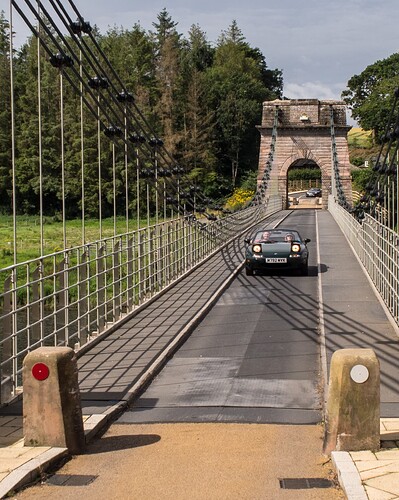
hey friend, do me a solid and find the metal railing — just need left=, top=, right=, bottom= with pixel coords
left=329, top=196, right=399, bottom=328
left=0, top=196, right=282, bottom=404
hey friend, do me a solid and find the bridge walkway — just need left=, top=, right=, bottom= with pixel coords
left=75, top=209, right=290, bottom=411
left=0, top=209, right=399, bottom=498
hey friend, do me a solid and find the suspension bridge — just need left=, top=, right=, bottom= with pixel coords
left=1, top=1, right=399, bottom=497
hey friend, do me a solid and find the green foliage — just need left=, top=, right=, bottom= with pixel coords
left=204, top=24, right=281, bottom=191
left=0, top=11, right=11, bottom=209
left=1, top=12, right=283, bottom=217
left=239, top=169, right=258, bottom=191
left=288, top=167, right=321, bottom=180
left=342, top=53, right=399, bottom=139
left=351, top=168, right=373, bottom=192
left=351, top=157, right=365, bottom=167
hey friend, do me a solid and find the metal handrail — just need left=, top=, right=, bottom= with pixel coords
left=329, top=196, right=399, bottom=328
left=0, top=197, right=283, bottom=404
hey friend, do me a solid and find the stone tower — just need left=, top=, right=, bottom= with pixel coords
left=257, top=99, right=352, bottom=208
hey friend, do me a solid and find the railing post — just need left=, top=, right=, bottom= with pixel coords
left=166, top=223, right=172, bottom=282
left=138, top=231, right=145, bottom=300
left=127, top=237, right=133, bottom=311
left=113, top=241, right=121, bottom=321
left=97, top=245, right=106, bottom=334
left=31, top=265, right=41, bottom=345
left=149, top=228, right=155, bottom=295
left=77, top=251, right=89, bottom=346
left=1, top=275, right=14, bottom=404
left=158, top=227, right=164, bottom=289
left=55, top=257, right=67, bottom=345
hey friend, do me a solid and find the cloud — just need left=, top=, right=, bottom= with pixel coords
left=283, top=81, right=358, bottom=126
left=283, top=81, right=345, bottom=101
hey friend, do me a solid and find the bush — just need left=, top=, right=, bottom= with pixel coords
left=351, top=168, right=373, bottom=192
left=288, top=167, right=321, bottom=180
left=239, top=170, right=258, bottom=191
left=225, top=188, right=255, bottom=211
left=351, top=157, right=365, bottom=167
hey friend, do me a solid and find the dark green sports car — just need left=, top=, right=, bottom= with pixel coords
left=244, top=228, right=310, bottom=276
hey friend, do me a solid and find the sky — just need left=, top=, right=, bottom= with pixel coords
left=8, top=0, right=399, bottom=125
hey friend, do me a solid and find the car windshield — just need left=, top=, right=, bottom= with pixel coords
left=253, top=230, right=301, bottom=243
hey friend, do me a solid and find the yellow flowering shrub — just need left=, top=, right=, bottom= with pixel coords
left=225, top=188, right=255, bottom=211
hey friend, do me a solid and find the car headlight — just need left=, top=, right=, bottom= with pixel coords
left=252, top=244, right=262, bottom=253
left=291, top=243, right=301, bottom=253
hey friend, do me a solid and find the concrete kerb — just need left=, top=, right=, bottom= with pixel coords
left=331, top=451, right=368, bottom=500
left=0, top=403, right=126, bottom=498
left=0, top=447, right=69, bottom=499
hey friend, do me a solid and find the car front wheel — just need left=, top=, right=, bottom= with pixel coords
left=245, top=267, right=254, bottom=276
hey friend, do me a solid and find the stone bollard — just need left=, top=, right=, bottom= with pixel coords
left=23, top=346, right=85, bottom=454
left=323, top=348, right=380, bottom=455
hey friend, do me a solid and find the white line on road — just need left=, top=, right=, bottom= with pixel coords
left=316, top=210, right=328, bottom=410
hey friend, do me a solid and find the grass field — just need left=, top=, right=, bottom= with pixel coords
left=348, top=127, right=373, bottom=148
left=0, top=215, right=156, bottom=268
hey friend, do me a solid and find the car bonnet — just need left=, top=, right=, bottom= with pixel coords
left=259, top=242, right=293, bottom=255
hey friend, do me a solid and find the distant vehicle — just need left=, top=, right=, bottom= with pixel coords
left=306, top=187, right=322, bottom=197
left=244, top=228, right=310, bottom=276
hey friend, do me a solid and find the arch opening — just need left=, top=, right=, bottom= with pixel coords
left=286, top=159, right=322, bottom=209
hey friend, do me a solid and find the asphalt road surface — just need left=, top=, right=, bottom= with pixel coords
left=123, top=209, right=321, bottom=425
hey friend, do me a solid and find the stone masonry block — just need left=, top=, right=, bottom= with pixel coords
left=23, top=347, right=85, bottom=454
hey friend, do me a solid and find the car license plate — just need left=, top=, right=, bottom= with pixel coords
left=265, top=258, right=287, bottom=263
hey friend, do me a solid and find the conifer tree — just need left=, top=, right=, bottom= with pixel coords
left=180, top=25, right=217, bottom=191
left=0, top=11, right=11, bottom=212
left=151, top=10, right=182, bottom=155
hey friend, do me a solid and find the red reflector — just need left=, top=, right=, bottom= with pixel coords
left=32, top=362, right=50, bottom=381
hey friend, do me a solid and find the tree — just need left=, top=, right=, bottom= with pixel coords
left=2, top=13, right=284, bottom=215
left=179, top=25, right=216, bottom=190
left=151, top=8, right=179, bottom=49
left=151, top=10, right=182, bottom=155
left=342, top=53, right=399, bottom=139
left=351, top=167, right=373, bottom=193
left=100, top=24, right=157, bottom=116
left=205, top=21, right=282, bottom=190
left=0, top=11, right=12, bottom=212
left=13, top=36, right=62, bottom=214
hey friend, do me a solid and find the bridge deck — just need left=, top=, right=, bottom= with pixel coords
left=76, top=210, right=289, bottom=411
left=1, top=208, right=398, bottom=427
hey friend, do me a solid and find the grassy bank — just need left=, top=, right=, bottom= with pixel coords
left=0, top=215, right=156, bottom=268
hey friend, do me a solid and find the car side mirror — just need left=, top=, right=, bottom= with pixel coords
left=244, top=238, right=251, bottom=244
left=305, top=238, right=311, bottom=244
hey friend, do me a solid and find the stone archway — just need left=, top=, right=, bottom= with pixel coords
left=279, top=151, right=329, bottom=209
left=257, top=99, right=353, bottom=209
left=285, top=158, right=323, bottom=208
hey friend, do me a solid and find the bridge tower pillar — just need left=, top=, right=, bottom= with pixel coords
left=257, top=99, right=353, bottom=209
